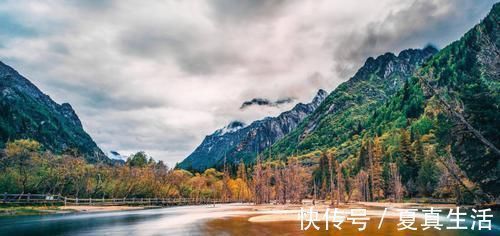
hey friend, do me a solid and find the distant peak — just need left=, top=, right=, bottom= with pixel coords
left=312, top=89, right=327, bottom=104
left=397, top=46, right=438, bottom=60
left=316, top=89, right=327, bottom=96
left=228, top=120, right=245, bottom=129
left=423, top=44, right=439, bottom=53
left=214, top=120, right=246, bottom=136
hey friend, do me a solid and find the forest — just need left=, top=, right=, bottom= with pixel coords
left=0, top=136, right=473, bottom=205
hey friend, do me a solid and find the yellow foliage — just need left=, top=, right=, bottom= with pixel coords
left=6, top=139, right=41, bottom=157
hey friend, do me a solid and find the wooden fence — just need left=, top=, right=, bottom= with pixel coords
left=1, top=193, right=233, bottom=206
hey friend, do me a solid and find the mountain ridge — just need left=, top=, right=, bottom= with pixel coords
left=178, top=89, right=328, bottom=171
left=269, top=46, right=438, bottom=158
left=0, top=61, right=109, bottom=163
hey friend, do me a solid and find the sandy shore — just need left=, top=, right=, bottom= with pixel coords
left=247, top=202, right=460, bottom=223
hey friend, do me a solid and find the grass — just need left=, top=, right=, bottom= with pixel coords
left=0, top=204, right=67, bottom=216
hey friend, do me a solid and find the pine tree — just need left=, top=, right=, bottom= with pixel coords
left=413, top=136, right=425, bottom=170
left=371, top=136, right=384, bottom=200
left=399, top=128, right=417, bottom=185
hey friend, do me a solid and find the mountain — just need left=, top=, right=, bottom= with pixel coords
left=270, top=46, right=438, bottom=159
left=178, top=89, right=328, bottom=171
left=270, top=3, right=499, bottom=199
left=0, top=61, right=109, bottom=163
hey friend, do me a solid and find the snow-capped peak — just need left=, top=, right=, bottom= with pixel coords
left=215, top=120, right=246, bottom=136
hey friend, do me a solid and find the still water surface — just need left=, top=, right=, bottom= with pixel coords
left=0, top=204, right=498, bottom=236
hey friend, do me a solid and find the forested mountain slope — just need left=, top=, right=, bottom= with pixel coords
left=0, top=61, right=109, bottom=163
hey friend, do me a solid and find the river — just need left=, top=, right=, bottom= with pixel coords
left=0, top=204, right=498, bottom=235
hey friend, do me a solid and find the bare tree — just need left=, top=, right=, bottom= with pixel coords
left=390, top=163, right=404, bottom=202
left=336, top=161, right=345, bottom=204
left=356, top=170, right=369, bottom=202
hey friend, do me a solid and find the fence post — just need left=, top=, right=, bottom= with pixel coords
left=90, top=197, right=92, bottom=205
left=27, top=193, right=31, bottom=203
left=3, top=192, right=6, bottom=203
left=76, top=197, right=79, bottom=205
left=64, top=197, right=67, bottom=206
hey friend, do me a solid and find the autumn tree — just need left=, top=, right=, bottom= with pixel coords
left=273, top=162, right=287, bottom=204
left=221, top=156, right=232, bottom=202
left=390, top=163, right=404, bottom=202
left=286, top=157, right=308, bottom=204
left=335, top=160, right=345, bottom=205
left=328, top=151, right=336, bottom=206
left=355, top=170, right=369, bottom=201
left=236, top=160, right=251, bottom=201
left=252, top=156, right=266, bottom=204
left=5, top=139, right=41, bottom=193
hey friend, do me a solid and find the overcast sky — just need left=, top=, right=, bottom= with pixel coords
left=0, top=0, right=495, bottom=166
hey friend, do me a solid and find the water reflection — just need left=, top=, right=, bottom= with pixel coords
left=0, top=205, right=245, bottom=236
left=0, top=204, right=498, bottom=236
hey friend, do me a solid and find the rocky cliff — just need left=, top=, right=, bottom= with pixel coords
left=0, top=61, right=109, bottom=163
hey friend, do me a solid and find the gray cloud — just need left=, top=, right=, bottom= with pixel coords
left=240, top=97, right=294, bottom=109
left=0, top=0, right=495, bottom=166
left=332, top=0, right=497, bottom=78
left=209, top=0, right=290, bottom=23
left=117, top=19, right=248, bottom=75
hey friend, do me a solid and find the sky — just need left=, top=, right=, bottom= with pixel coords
left=0, top=0, right=496, bottom=166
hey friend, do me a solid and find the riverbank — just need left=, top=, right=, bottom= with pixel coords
left=0, top=205, right=154, bottom=216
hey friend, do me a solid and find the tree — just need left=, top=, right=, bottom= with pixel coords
left=314, top=151, right=330, bottom=200
left=127, top=151, right=149, bottom=167
left=371, top=136, right=384, bottom=200
left=252, top=156, right=266, bottom=204
left=236, top=160, right=250, bottom=201
left=416, top=155, right=439, bottom=196
left=5, top=139, right=41, bottom=193
left=356, top=170, right=369, bottom=202
left=221, top=156, right=231, bottom=202
left=390, top=163, right=404, bottom=202
left=274, top=162, right=287, bottom=204
left=335, top=160, right=345, bottom=204
left=399, top=129, right=417, bottom=186
left=287, top=157, right=308, bottom=204
left=328, top=151, right=336, bottom=206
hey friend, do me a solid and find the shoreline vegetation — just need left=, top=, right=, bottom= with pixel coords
left=0, top=138, right=498, bottom=219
